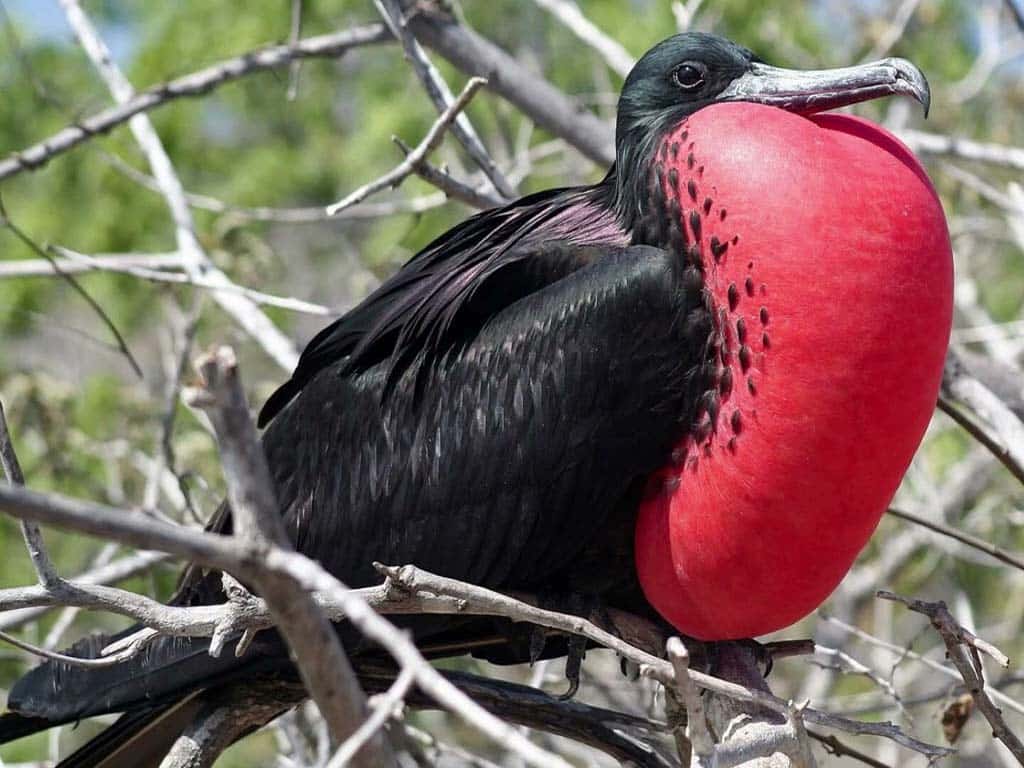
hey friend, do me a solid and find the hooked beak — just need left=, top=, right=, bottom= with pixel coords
left=719, top=58, right=931, bottom=117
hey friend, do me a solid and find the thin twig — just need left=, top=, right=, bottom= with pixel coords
left=326, top=77, right=489, bottom=215
left=863, top=0, right=923, bottom=60
left=940, top=349, right=1024, bottom=486
left=887, top=506, right=1024, bottom=573
left=0, top=195, right=143, bottom=379
left=898, top=129, right=1024, bottom=172
left=102, top=151, right=457, bottom=220
left=404, top=6, right=615, bottom=165
left=879, top=591, right=1024, bottom=762
left=821, top=613, right=1024, bottom=717
left=0, top=23, right=391, bottom=182
left=530, top=0, right=635, bottom=77
left=807, top=730, right=893, bottom=768
left=0, top=252, right=184, bottom=278
left=375, top=0, right=515, bottom=200
left=0, top=402, right=60, bottom=586
left=396, top=146, right=505, bottom=210
left=326, top=666, right=415, bottom=768
left=0, top=550, right=169, bottom=631
left=50, top=245, right=335, bottom=316
left=286, top=0, right=304, bottom=100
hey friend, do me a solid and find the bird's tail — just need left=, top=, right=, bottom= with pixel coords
left=0, top=625, right=282, bottom=768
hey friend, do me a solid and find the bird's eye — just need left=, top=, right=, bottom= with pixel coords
left=672, top=63, right=706, bottom=91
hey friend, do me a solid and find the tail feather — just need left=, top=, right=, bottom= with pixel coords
left=55, top=699, right=201, bottom=768
left=7, top=631, right=250, bottom=722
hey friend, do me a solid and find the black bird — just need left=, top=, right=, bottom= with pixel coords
left=0, top=33, right=934, bottom=767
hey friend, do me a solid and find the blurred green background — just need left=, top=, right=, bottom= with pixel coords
left=0, top=1, right=1022, bottom=765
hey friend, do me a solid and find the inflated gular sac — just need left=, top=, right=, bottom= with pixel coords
left=635, top=103, right=953, bottom=640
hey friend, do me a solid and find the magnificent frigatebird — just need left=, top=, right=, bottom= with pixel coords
left=0, top=32, right=950, bottom=766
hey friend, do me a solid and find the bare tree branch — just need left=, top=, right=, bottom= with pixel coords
left=102, top=151, right=459, bottom=221
left=403, top=3, right=615, bottom=165
left=879, top=591, right=1024, bottom=763
left=48, top=245, right=336, bottom=316
left=159, top=683, right=296, bottom=768
left=0, top=24, right=391, bottom=182
left=898, top=129, right=1024, bottom=172
left=863, top=0, right=923, bottom=60
left=530, top=0, right=635, bottom=77
left=0, top=479, right=953, bottom=765
left=0, top=445, right=572, bottom=766
left=58, top=0, right=303, bottom=371
left=0, top=401, right=59, bottom=586
left=375, top=0, right=515, bottom=200
left=821, top=613, right=1024, bottom=717
left=668, top=637, right=714, bottom=764
left=0, top=252, right=184, bottom=278
left=941, top=347, right=1024, bottom=486
left=183, top=346, right=395, bottom=768
left=887, top=506, right=1024, bottom=573
left=0, top=195, right=144, bottom=378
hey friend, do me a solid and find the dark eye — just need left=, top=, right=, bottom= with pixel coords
left=672, top=62, right=706, bottom=90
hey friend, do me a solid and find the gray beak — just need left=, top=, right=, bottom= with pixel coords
left=719, top=58, right=931, bottom=117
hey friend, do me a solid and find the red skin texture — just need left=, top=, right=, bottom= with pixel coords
left=634, top=103, right=953, bottom=640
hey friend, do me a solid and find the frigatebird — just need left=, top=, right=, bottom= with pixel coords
left=0, top=32, right=949, bottom=766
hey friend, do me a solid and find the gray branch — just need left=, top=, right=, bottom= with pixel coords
left=0, top=401, right=59, bottom=586
left=183, top=347, right=396, bottom=768
left=0, top=24, right=390, bottom=182
left=879, top=591, right=1024, bottom=763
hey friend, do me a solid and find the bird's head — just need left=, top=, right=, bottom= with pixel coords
left=615, top=33, right=930, bottom=171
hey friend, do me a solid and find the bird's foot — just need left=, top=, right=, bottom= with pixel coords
left=706, top=639, right=773, bottom=692
left=528, top=591, right=613, bottom=699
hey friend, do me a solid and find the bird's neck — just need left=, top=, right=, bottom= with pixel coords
left=604, top=112, right=690, bottom=237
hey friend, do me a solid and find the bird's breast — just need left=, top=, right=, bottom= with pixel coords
left=635, top=103, right=953, bottom=639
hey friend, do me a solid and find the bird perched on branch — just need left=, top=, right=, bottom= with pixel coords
left=1, top=32, right=951, bottom=766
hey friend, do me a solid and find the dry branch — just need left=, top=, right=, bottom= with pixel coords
left=887, top=506, right=1024, bottom=573
left=530, top=0, right=636, bottom=77
left=0, top=402, right=58, bottom=586
left=48, top=246, right=335, bottom=316
left=941, top=347, right=1024, bottom=485
left=375, top=0, right=515, bottom=200
left=58, top=0, right=303, bottom=371
left=0, top=24, right=391, bottom=182
left=0, top=469, right=570, bottom=768
left=879, top=591, right=1024, bottom=763
left=183, top=347, right=394, bottom=768
left=326, top=77, right=490, bottom=215
left=403, top=3, right=615, bottom=165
